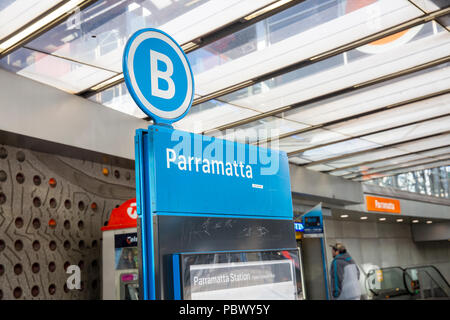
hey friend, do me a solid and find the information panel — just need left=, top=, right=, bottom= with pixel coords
left=178, top=250, right=303, bottom=300
left=135, top=125, right=297, bottom=299
left=137, top=125, right=293, bottom=218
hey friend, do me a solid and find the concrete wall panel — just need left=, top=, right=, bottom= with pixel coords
left=0, top=143, right=136, bottom=300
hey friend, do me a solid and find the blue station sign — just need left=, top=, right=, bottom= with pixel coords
left=135, top=126, right=295, bottom=299
left=136, top=125, right=293, bottom=219
left=123, top=28, right=194, bottom=124
left=124, top=28, right=297, bottom=300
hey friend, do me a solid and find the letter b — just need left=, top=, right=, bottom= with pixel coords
left=230, top=305, right=238, bottom=315
left=150, top=50, right=175, bottom=99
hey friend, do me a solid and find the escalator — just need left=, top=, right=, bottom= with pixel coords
left=365, top=265, right=450, bottom=300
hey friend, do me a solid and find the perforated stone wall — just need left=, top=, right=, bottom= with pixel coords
left=0, top=144, right=135, bottom=299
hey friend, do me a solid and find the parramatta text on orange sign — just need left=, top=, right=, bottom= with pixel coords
left=366, top=196, right=401, bottom=214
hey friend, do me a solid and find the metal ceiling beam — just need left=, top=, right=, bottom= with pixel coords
left=407, top=0, right=450, bottom=32
left=275, top=113, right=450, bottom=161
left=78, top=0, right=305, bottom=97
left=324, top=145, right=450, bottom=176
left=205, top=55, right=450, bottom=134
left=194, top=6, right=450, bottom=108
left=257, top=88, right=450, bottom=146
left=346, top=153, right=450, bottom=180
left=0, top=0, right=100, bottom=58
left=353, top=158, right=450, bottom=182
left=295, top=131, right=450, bottom=168
left=81, top=4, right=450, bottom=101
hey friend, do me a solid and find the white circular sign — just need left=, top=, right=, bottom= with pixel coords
left=123, top=28, right=194, bottom=124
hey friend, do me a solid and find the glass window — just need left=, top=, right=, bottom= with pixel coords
left=307, top=163, right=336, bottom=172
left=409, top=0, right=448, bottom=13
left=324, top=134, right=450, bottom=169
left=89, top=82, right=147, bottom=118
left=192, top=0, right=423, bottom=97
left=218, top=21, right=448, bottom=114
left=173, top=99, right=258, bottom=133
left=282, top=62, right=450, bottom=126
left=324, top=148, right=409, bottom=169
left=336, top=153, right=428, bottom=177
left=0, top=0, right=64, bottom=41
left=289, top=157, right=311, bottom=165
left=24, top=0, right=277, bottom=73
left=0, top=47, right=116, bottom=93
left=212, top=117, right=309, bottom=144
left=355, top=157, right=447, bottom=179
left=362, top=116, right=450, bottom=145
left=262, top=129, right=348, bottom=154
left=298, top=138, right=381, bottom=162
left=325, top=94, right=450, bottom=137
left=364, top=165, right=450, bottom=199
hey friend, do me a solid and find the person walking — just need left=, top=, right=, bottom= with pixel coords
left=329, top=243, right=362, bottom=300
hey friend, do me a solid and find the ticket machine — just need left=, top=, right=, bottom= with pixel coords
left=101, top=199, right=139, bottom=300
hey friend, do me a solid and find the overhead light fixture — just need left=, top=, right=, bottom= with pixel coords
left=426, top=220, right=432, bottom=224
left=396, top=219, right=403, bottom=222
left=181, top=41, right=199, bottom=52
left=340, top=214, right=349, bottom=218
left=0, top=0, right=87, bottom=54
left=360, top=216, right=368, bottom=220
left=186, top=0, right=202, bottom=7
left=128, top=2, right=140, bottom=11
left=412, top=220, right=419, bottom=223
left=243, top=0, right=293, bottom=21
left=379, top=217, right=386, bottom=221
left=90, top=74, right=124, bottom=91
left=142, top=7, right=151, bottom=17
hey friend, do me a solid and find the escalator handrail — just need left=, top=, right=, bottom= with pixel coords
left=366, top=267, right=408, bottom=297
left=404, top=265, right=450, bottom=288
left=366, top=265, right=449, bottom=298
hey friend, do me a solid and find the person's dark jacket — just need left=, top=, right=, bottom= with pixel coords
left=330, top=252, right=361, bottom=299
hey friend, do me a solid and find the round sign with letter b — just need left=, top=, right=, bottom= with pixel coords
left=123, top=28, right=194, bottom=124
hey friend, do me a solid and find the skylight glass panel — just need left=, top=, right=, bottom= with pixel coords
left=337, top=153, right=428, bottom=176
left=261, top=129, right=348, bottom=153
left=297, top=138, right=381, bottom=162
left=173, top=100, right=258, bottom=133
left=25, top=0, right=276, bottom=73
left=210, top=116, right=308, bottom=144
left=289, top=157, right=310, bottom=165
left=307, top=164, right=336, bottom=171
left=0, top=47, right=116, bottom=93
left=325, top=134, right=450, bottom=168
left=355, top=160, right=450, bottom=181
left=219, top=21, right=449, bottom=113
left=192, top=0, right=423, bottom=97
left=352, top=157, right=445, bottom=178
left=325, top=94, right=450, bottom=136
left=88, top=82, right=147, bottom=118
left=415, top=146, right=450, bottom=158
left=409, top=0, right=448, bottom=13
left=0, top=0, right=63, bottom=41
left=394, top=133, right=450, bottom=153
left=362, top=116, right=450, bottom=145
left=282, top=62, right=450, bottom=126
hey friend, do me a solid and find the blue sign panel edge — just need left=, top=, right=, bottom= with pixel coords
left=135, top=129, right=156, bottom=300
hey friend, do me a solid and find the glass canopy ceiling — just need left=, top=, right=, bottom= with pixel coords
left=0, top=0, right=448, bottom=184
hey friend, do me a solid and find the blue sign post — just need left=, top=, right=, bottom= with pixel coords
left=124, top=29, right=298, bottom=300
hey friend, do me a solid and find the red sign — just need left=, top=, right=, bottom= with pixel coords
left=101, top=198, right=137, bottom=231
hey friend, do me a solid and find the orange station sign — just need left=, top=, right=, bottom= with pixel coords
left=366, top=196, right=401, bottom=214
